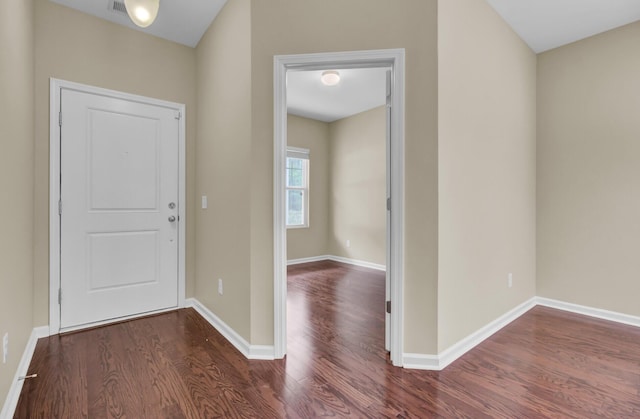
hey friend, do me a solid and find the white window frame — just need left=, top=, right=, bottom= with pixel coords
left=286, top=147, right=310, bottom=229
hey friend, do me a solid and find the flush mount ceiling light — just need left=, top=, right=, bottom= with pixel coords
left=321, top=70, right=341, bottom=86
left=124, top=0, right=160, bottom=28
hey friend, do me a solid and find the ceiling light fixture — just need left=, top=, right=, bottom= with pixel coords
left=321, top=70, right=341, bottom=86
left=124, top=0, right=160, bottom=28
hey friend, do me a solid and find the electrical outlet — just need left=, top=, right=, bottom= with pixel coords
left=346, top=239, right=351, bottom=248
left=2, top=333, right=8, bottom=364
left=218, top=278, right=223, bottom=295
left=508, top=273, right=513, bottom=288
left=201, top=195, right=208, bottom=209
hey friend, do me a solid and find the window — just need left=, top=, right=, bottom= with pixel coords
left=286, top=147, right=309, bottom=228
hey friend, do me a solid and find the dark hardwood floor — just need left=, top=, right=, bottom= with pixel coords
left=14, top=260, right=640, bottom=418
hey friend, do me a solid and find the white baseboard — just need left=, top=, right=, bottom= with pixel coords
left=402, top=353, right=440, bottom=370
left=437, top=297, right=537, bottom=370
left=536, top=297, right=640, bottom=328
left=286, top=254, right=386, bottom=272
left=286, top=255, right=330, bottom=266
left=185, top=298, right=274, bottom=360
left=402, top=296, right=640, bottom=371
left=1, top=326, right=48, bottom=419
left=327, top=255, right=386, bottom=271
left=402, top=297, right=537, bottom=371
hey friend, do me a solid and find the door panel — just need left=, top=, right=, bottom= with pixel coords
left=60, top=89, right=179, bottom=330
left=89, top=110, right=160, bottom=211
left=87, top=231, right=159, bottom=290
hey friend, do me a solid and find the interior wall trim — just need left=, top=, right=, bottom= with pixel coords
left=1, top=326, right=48, bottom=419
left=286, top=255, right=386, bottom=272
left=286, top=255, right=330, bottom=265
left=436, top=297, right=538, bottom=370
left=403, top=296, right=640, bottom=371
left=186, top=298, right=275, bottom=360
left=327, top=255, right=386, bottom=272
left=536, top=297, right=640, bottom=328
left=401, top=353, right=440, bottom=370
left=403, top=297, right=537, bottom=370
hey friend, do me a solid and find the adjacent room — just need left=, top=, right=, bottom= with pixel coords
left=2, top=0, right=640, bottom=417
left=285, top=66, right=390, bottom=370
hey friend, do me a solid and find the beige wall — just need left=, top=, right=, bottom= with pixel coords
left=27, top=0, right=440, bottom=356
left=250, top=0, right=439, bottom=351
left=437, top=0, right=537, bottom=351
left=329, top=107, right=386, bottom=265
left=287, top=108, right=386, bottom=265
left=537, top=22, right=640, bottom=315
left=195, top=0, right=253, bottom=339
left=11, top=0, right=568, bottom=373
left=0, top=0, right=35, bottom=405
left=286, top=115, right=330, bottom=260
left=33, top=0, right=197, bottom=326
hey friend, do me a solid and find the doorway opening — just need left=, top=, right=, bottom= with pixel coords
left=273, top=49, right=406, bottom=366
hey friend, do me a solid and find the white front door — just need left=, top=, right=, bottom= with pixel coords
left=59, top=88, right=180, bottom=330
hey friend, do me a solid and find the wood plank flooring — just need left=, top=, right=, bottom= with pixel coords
left=14, top=260, right=640, bottom=418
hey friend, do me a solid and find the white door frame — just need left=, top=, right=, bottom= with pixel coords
left=49, top=78, right=187, bottom=335
left=273, top=49, right=406, bottom=366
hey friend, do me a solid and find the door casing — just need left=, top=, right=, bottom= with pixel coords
left=49, top=78, right=187, bottom=335
left=273, top=49, right=406, bottom=366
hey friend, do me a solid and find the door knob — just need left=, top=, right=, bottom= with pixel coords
left=168, top=216, right=176, bottom=222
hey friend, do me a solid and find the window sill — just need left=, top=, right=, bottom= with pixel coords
left=286, top=225, right=309, bottom=230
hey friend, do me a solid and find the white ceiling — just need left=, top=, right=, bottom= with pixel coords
left=287, top=68, right=388, bottom=123
left=486, top=0, right=640, bottom=53
left=49, top=0, right=640, bottom=53
left=49, top=0, right=227, bottom=48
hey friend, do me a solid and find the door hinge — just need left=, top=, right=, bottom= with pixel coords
left=386, top=70, right=392, bottom=108
left=58, top=199, right=62, bottom=215
left=175, top=111, right=182, bottom=120
left=58, top=288, right=62, bottom=305
left=386, top=300, right=391, bottom=314
left=387, top=197, right=391, bottom=211
left=58, top=111, right=62, bottom=127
